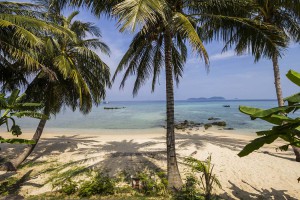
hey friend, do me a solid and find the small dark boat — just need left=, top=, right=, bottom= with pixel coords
left=223, top=105, right=230, bottom=107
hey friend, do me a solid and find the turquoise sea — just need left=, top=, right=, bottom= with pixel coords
left=14, top=100, right=284, bottom=133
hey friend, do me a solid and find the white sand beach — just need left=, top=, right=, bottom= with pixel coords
left=1, top=127, right=299, bottom=199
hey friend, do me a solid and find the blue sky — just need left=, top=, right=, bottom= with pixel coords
left=27, top=1, right=300, bottom=101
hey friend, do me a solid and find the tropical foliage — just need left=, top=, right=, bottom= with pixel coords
left=184, top=156, right=222, bottom=200
left=238, top=70, right=300, bottom=160
left=0, top=89, right=46, bottom=144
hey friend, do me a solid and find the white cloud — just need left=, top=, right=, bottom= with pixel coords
left=187, top=50, right=249, bottom=64
left=210, top=50, right=236, bottom=61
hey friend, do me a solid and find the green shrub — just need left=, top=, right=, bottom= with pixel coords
left=136, top=171, right=168, bottom=196
left=0, top=177, right=19, bottom=196
left=78, top=172, right=115, bottom=197
left=173, top=175, right=203, bottom=200
left=60, top=179, right=77, bottom=195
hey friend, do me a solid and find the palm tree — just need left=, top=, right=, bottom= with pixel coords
left=112, top=0, right=288, bottom=189
left=248, top=0, right=300, bottom=161
left=203, top=0, right=300, bottom=161
left=112, top=0, right=208, bottom=189
left=214, top=0, right=299, bottom=107
left=113, top=26, right=193, bottom=189
left=3, top=11, right=111, bottom=170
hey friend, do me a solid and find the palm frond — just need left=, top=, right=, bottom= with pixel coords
left=113, top=0, right=165, bottom=32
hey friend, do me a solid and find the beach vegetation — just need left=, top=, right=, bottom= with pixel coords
left=238, top=70, right=300, bottom=163
left=136, top=171, right=168, bottom=196
left=59, top=179, right=78, bottom=195
left=174, top=175, right=203, bottom=200
left=78, top=171, right=116, bottom=197
left=184, top=156, right=222, bottom=200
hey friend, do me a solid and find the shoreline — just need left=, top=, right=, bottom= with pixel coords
left=2, top=126, right=258, bottom=138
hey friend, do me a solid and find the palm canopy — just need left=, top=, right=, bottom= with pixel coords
left=112, top=0, right=285, bottom=94
left=112, top=27, right=187, bottom=96
left=114, top=0, right=288, bottom=61
left=197, top=0, right=299, bottom=61
left=0, top=1, right=75, bottom=71
left=112, top=0, right=219, bottom=95
left=34, top=0, right=120, bottom=17
left=25, top=11, right=111, bottom=115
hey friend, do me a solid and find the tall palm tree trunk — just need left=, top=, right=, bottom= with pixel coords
left=164, top=30, right=183, bottom=190
left=272, top=54, right=284, bottom=107
left=0, top=116, right=47, bottom=171
left=272, top=54, right=300, bottom=162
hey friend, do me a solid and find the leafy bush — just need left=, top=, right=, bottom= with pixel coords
left=174, top=175, right=203, bottom=200
left=136, top=171, right=168, bottom=196
left=60, top=179, right=77, bottom=195
left=78, top=172, right=115, bottom=197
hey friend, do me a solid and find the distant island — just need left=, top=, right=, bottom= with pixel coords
left=187, top=96, right=226, bottom=101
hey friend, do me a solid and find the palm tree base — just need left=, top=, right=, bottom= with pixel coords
left=293, top=146, right=300, bottom=162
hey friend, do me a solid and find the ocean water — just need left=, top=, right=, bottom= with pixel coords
left=13, top=100, right=284, bottom=133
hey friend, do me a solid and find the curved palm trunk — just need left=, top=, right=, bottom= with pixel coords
left=164, top=30, right=183, bottom=190
left=0, top=118, right=47, bottom=171
left=272, top=54, right=300, bottom=162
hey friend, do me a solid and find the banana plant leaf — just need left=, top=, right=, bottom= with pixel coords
left=238, top=134, right=280, bottom=157
left=238, top=69, right=300, bottom=158
left=286, top=70, right=300, bottom=87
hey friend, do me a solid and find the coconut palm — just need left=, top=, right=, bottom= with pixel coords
left=114, top=29, right=192, bottom=189
left=3, top=11, right=111, bottom=170
left=204, top=0, right=300, bottom=161
left=208, top=0, right=300, bottom=107
left=112, top=0, right=288, bottom=189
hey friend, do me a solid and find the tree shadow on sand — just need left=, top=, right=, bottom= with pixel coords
left=3, top=135, right=168, bottom=177
left=220, top=180, right=298, bottom=200
left=0, top=135, right=98, bottom=163
left=68, top=139, right=167, bottom=176
left=172, top=133, right=295, bottom=160
left=156, top=132, right=249, bottom=151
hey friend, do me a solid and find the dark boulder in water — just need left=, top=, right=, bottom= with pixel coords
left=212, top=121, right=226, bottom=126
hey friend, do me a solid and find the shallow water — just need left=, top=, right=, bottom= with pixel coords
left=12, top=100, right=285, bottom=133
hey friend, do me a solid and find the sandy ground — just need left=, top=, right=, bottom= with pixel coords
left=0, top=127, right=299, bottom=199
